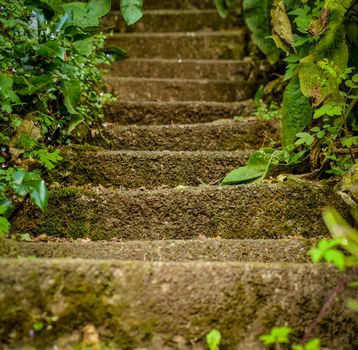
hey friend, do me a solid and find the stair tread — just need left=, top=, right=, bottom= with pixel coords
left=0, top=258, right=355, bottom=349
left=98, top=118, right=279, bottom=151
left=13, top=183, right=348, bottom=241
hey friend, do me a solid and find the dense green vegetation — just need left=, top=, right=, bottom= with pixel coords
left=216, top=0, right=357, bottom=185
left=0, top=0, right=144, bottom=235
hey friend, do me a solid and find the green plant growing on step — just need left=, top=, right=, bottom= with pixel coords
left=206, top=328, right=221, bottom=350
left=260, top=327, right=321, bottom=350
left=0, top=167, right=48, bottom=236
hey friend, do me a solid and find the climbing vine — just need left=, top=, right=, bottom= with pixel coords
left=215, top=0, right=357, bottom=184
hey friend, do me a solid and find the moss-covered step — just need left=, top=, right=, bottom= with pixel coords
left=103, top=9, right=239, bottom=33
left=0, top=239, right=317, bottom=262
left=98, top=118, right=280, bottom=151
left=105, top=100, right=255, bottom=125
left=50, top=148, right=251, bottom=188
left=112, top=0, right=215, bottom=10
left=109, top=58, right=253, bottom=80
left=105, top=77, right=255, bottom=103
left=0, top=259, right=356, bottom=349
left=12, top=183, right=348, bottom=240
left=106, top=31, right=247, bottom=60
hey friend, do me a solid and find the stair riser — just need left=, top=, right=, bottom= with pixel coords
left=12, top=185, right=348, bottom=240
left=105, top=101, right=255, bottom=125
left=103, top=10, right=239, bottom=33
left=99, top=120, right=280, bottom=151
left=107, top=32, right=247, bottom=59
left=49, top=150, right=251, bottom=188
left=109, top=59, right=253, bottom=80
left=0, top=260, right=355, bottom=349
left=1, top=240, right=316, bottom=263
left=106, top=78, right=255, bottom=102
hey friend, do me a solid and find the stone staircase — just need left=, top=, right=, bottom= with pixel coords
left=0, top=1, right=356, bottom=349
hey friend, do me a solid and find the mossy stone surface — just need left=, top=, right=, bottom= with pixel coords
left=0, top=259, right=356, bottom=349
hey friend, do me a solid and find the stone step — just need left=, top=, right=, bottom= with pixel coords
left=105, top=77, right=255, bottom=102
left=108, top=58, right=253, bottom=80
left=103, top=9, right=239, bottom=33
left=98, top=118, right=280, bottom=151
left=106, top=31, right=247, bottom=59
left=50, top=149, right=251, bottom=188
left=1, top=239, right=317, bottom=263
left=112, top=0, right=215, bottom=10
left=13, top=183, right=348, bottom=241
left=105, top=100, right=255, bottom=125
left=0, top=259, right=355, bottom=349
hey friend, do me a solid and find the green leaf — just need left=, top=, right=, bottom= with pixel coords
left=206, top=329, right=221, bottom=350
left=0, top=73, right=20, bottom=103
left=33, top=322, right=44, bottom=331
left=303, top=339, right=321, bottom=350
left=104, top=46, right=129, bottom=61
left=0, top=216, right=10, bottom=236
left=295, top=132, right=315, bottom=146
left=260, top=327, right=292, bottom=345
left=0, top=198, right=15, bottom=218
left=292, top=338, right=321, bottom=350
left=19, top=233, right=32, bottom=241
left=88, top=0, right=111, bottom=18
left=62, top=79, right=81, bottom=115
left=33, top=41, right=66, bottom=60
left=67, top=114, right=84, bottom=134
left=308, top=238, right=342, bottom=263
left=324, top=249, right=346, bottom=271
left=215, top=0, right=229, bottom=18
left=281, top=75, right=313, bottom=146
left=299, top=21, right=349, bottom=105
left=62, top=2, right=99, bottom=28
left=243, top=0, right=281, bottom=64
left=73, top=38, right=93, bottom=56
left=346, top=298, right=358, bottom=312
left=221, top=149, right=279, bottom=185
left=120, top=0, right=144, bottom=26
left=28, top=180, right=48, bottom=210
left=271, top=0, right=295, bottom=54
left=32, top=149, right=63, bottom=170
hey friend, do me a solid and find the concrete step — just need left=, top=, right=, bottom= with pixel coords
left=108, top=58, right=253, bottom=80
left=0, top=259, right=355, bottom=349
left=98, top=118, right=280, bottom=151
left=105, top=77, right=255, bottom=102
left=106, top=31, right=247, bottom=59
left=112, top=0, right=215, bottom=10
left=13, top=183, right=348, bottom=240
left=103, top=9, right=239, bottom=33
left=1, top=239, right=317, bottom=263
left=50, top=148, right=251, bottom=188
left=105, top=100, right=255, bottom=125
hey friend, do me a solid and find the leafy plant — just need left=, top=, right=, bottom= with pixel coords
left=0, top=168, right=48, bottom=236
left=0, top=0, right=144, bottom=235
left=206, top=328, right=221, bottom=350
left=219, top=0, right=357, bottom=185
left=260, top=327, right=321, bottom=350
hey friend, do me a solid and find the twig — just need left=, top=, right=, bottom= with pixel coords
left=301, top=266, right=358, bottom=345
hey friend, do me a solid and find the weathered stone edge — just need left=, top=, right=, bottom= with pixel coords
left=0, top=238, right=317, bottom=262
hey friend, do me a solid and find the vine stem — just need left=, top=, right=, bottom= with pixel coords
left=300, top=266, right=358, bottom=345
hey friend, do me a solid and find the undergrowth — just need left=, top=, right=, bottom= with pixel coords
left=215, top=0, right=357, bottom=185
left=0, top=0, right=144, bottom=235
